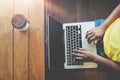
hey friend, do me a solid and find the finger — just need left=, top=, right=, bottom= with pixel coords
left=88, top=35, right=100, bottom=43
left=86, top=33, right=95, bottom=43
left=72, top=52, right=85, bottom=57
left=75, top=57, right=83, bottom=59
left=86, top=31, right=93, bottom=39
left=73, top=48, right=87, bottom=55
left=73, top=49, right=81, bottom=53
left=78, top=48, right=87, bottom=51
left=73, top=49, right=85, bottom=53
left=94, top=39, right=100, bottom=44
left=86, top=30, right=93, bottom=35
left=94, top=40, right=97, bottom=44
left=88, top=35, right=96, bottom=43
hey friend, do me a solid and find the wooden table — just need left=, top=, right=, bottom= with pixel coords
left=0, top=0, right=45, bottom=80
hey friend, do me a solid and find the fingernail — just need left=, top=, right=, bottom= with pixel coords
left=94, top=40, right=97, bottom=44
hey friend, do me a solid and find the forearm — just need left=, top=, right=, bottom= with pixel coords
left=94, top=55, right=120, bottom=71
left=101, top=4, right=120, bottom=31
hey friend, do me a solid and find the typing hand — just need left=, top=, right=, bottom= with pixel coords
left=72, top=48, right=97, bottom=61
left=86, top=27, right=104, bottom=44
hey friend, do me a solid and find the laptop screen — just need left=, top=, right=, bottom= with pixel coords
left=46, top=15, right=65, bottom=70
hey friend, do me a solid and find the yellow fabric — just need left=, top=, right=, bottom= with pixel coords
left=103, top=18, right=120, bottom=62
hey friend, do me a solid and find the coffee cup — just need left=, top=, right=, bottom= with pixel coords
left=11, top=14, right=30, bottom=31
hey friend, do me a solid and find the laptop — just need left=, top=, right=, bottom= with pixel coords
left=63, top=22, right=97, bottom=69
left=46, top=15, right=97, bottom=70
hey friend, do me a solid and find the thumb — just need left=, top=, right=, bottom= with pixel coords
left=94, top=39, right=100, bottom=44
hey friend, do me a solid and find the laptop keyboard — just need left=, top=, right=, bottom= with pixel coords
left=63, top=22, right=97, bottom=69
left=65, top=25, right=83, bottom=66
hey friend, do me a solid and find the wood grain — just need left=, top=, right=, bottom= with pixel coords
left=0, top=0, right=13, bottom=80
left=1, top=0, right=119, bottom=80
left=14, top=0, right=29, bottom=80
left=28, top=0, right=45, bottom=80
left=76, top=0, right=119, bottom=22
left=0, top=0, right=45, bottom=80
left=46, top=0, right=120, bottom=80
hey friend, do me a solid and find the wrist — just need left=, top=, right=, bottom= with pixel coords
left=92, top=54, right=99, bottom=62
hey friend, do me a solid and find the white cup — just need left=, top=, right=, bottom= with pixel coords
left=11, top=14, right=30, bottom=31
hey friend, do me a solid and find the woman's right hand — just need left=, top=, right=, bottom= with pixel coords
left=86, top=26, right=105, bottom=44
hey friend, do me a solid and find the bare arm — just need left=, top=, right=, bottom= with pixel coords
left=86, top=4, right=120, bottom=43
left=94, top=4, right=120, bottom=71
left=94, top=53, right=120, bottom=71
left=101, top=3, right=120, bottom=31
left=73, top=48, right=120, bottom=72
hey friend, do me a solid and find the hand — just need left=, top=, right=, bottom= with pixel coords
left=73, top=48, right=97, bottom=61
left=86, top=26, right=105, bottom=44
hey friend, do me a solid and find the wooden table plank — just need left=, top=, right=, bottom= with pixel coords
left=28, top=0, right=45, bottom=80
left=14, top=0, right=29, bottom=80
left=0, top=0, right=13, bottom=80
